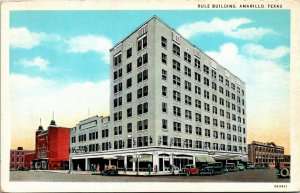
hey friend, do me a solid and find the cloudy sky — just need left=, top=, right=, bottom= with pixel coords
left=10, top=10, right=290, bottom=153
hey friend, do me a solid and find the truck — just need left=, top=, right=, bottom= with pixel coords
left=275, top=162, right=290, bottom=178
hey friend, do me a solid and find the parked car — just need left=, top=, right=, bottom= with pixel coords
left=101, top=165, right=118, bottom=176
left=17, top=167, right=29, bottom=171
left=246, top=164, right=255, bottom=169
left=199, top=162, right=224, bottom=175
left=225, top=163, right=237, bottom=172
left=182, top=164, right=200, bottom=176
left=236, top=164, right=245, bottom=171
left=172, top=166, right=181, bottom=175
left=255, top=163, right=267, bottom=169
left=275, top=162, right=290, bottom=178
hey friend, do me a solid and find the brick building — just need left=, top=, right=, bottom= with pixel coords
left=32, top=119, right=70, bottom=170
left=10, top=147, right=35, bottom=170
left=248, top=141, right=285, bottom=164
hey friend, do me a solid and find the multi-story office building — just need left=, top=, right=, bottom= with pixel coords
left=70, top=16, right=247, bottom=172
left=248, top=141, right=286, bottom=164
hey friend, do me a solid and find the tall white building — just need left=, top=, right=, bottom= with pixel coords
left=70, top=16, right=247, bottom=172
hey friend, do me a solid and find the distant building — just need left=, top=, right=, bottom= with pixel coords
left=32, top=119, right=70, bottom=170
left=284, top=155, right=291, bottom=162
left=10, top=147, right=35, bottom=169
left=248, top=141, right=285, bottom=164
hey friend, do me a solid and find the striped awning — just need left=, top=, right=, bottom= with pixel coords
left=195, top=155, right=215, bottom=163
left=130, top=154, right=153, bottom=162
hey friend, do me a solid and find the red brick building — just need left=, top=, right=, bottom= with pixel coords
left=10, top=147, right=35, bottom=170
left=32, top=119, right=70, bottom=170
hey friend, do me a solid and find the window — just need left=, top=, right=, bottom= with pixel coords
left=213, top=131, right=218, bottom=139
left=219, top=98, right=224, bottom=106
left=114, top=53, right=122, bottom=66
left=195, top=99, right=201, bottom=109
left=226, top=100, right=230, bottom=108
left=162, top=69, right=167, bottom=80
left=137, top=86, right=148, bottom=99
left=162, top=119, right=168, bottom=130
left=227, top=145, right=232, bottom=151
left=219, top=75, right=223, bottom=83
left=220, top=132, right=225, bottom=140
left=195, top=140, right=202, bottom=149
left=195, top=113, right=201, bottom=122
left=219, top=86, right=224, bottom=94
left=184, top=52, right=191, bottom=63
left=174, top=137, right=181, bottom=147
left=212, top=82, right=217, bottom=90
left=127, top=63, right=132, bottom=73
left=204, top=77, right=209, bottom=86
left=231, top=83, right=235, bottom=90
left=213, top=106, right=217, bottom=114
left=226, top=79, right=229, bottom=86
left=137, top=70, right=148, bottom=83
left=173, top=60, right=180, bottom=71
left=204, top=103, right=210, bottom=112
left=184, top=81, right=191, bottom=91
left=195, top=86, right=201, bottom=95
left=143, top=53, right=148, bottom=64
left=195, top=58, right=201, bottom=69
left=127, top=108, right=132, bottom=118
left=205, top=129, right=210, bottom=137
left=137, top=102, right=148, bottom=115
left=126, top=78, right=132, bottom=88
left=184, top=139, right=192, bottom=148
left=213, top=143, right=218, bottom=150
left=184, top=66, right=191, bottom=77
left=162, top=102, right=167, bottom=113
left=137, top=35, right=147, bottom=51
left=114, top=126, right=122, bottom=135
left=173, top=44, right=180, bottom=56
left=162, top=86, right=167, bottom=96
left=185, top=110, right=192, bottom=120
left=137, top=119, right=148, bottom=131
left=195, top=72, right=201, bottom=82
left=161, top=36, right=167, bottom=48
left=212, top=94, right=217, bottom=102
left=204, top=90, right=209, bottom=99
left=163, top=136, right=168, bottom=146
left=212, top=69, right=216, bottom=79
left=127, top=123, right=132, bottom=133
left=196, top=127, right=202, bottom=135
left=203, top=65, right=209, bottom=74
left=127, top=93, right=132, bottom=103
left=102, top=129, right=108, bottom=138
left=226, top=90, right=230, bottom=97
left=173, top=122, right=181, bottom=132
left=173, top=90, right=181, bottom=102
left=205, top=116, right=210, bottom=124
left=127, top=139, right=132, bottom=148
left=213, top=118, right=218, bottom=126
left=220, top=109, right=225, bottom=117
left=127, top=48, right=132, bottom=58
left=185, top=95, right=192, bottom=105
left=173, top=106, right=181, bottom=117
left=232, top=93, right=236, bottom=100
left=173, top=75, right=181, bottom=86
left=162, top=53, right=167, bottom=64
left=185, top=124, right=192, bottom=134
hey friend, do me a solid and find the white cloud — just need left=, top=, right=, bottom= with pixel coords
left=66, top=35, right=113, bottom=63
left=19, top=56, right=49, bottom=70
left=243, top=44, right=290, bottom=60
left=177, top=18, right=274, bottom=40
left=10, top=74, right=110, bottom=146
left=10, top=27, right=61, bottom=49
left=10, top=27, right=47, bottom=49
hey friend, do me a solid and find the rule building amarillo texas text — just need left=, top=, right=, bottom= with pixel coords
left=69, top=16, right=248, bottom=172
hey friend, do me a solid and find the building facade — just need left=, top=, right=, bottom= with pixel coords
left=32, top=119, right=70, bottom=170
left=248, top=141, right=285, bottom=164
left=10, top=147, right=35, bottom=169
left=70, top=16, right=247, bottom=172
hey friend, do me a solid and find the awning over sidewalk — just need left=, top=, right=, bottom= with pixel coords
left=102, top=155, right=117, bottom=160
left=195, top=155, right=215, bottom=163
left=130, top=154, right=153, bottom=162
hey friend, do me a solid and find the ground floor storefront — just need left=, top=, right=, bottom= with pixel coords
left=70, top=147, right=248, bottom=172
left=31, top=158, right=69, bottom=170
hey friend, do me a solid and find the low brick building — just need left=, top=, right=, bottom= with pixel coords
left=32, top=119, right=70, bottom=170
left=248, top=141, right=285, bottom=164
left=10, top=147, right=35, bottom=170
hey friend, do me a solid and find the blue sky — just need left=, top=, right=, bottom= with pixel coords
left=9, top=10, right=290, bottom=152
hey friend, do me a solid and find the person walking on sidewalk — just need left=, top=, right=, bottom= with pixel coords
left=148, top=164, right=152, bottom=176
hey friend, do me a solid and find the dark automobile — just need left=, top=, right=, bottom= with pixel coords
left=17, top=167, right=29, bottom=171
left=225, top=163, right=237, bottom=172
left=199, top=162, right=224, bottom=175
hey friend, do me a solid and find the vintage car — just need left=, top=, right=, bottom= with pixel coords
left=236, top=164, right=246, bottom=171
left=255, top=163, right=267, bottom=169
left=246, top=164, right=255, bottom=169
left=224, top=163, right=237, bottom=172
left=182, top=164, right=200, bottom=176
left=199, top=162, right=224, bottom=175
left=101, top=165, right=118, bottom=176
left=275, top=162, right=290, bottom=178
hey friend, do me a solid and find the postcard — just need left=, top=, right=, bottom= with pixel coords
left=1, top=0, right=300, bottom=192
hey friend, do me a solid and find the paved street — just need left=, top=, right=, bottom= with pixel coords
left=10, top=169, right=289, bottom=182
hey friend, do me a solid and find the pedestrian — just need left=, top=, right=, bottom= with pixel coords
left=96, top=164, right=100, bottom=173
left=148, top=164, right=152, bottom=176
left=77, top=164, right=80, bottom=171
left=124, top=166, right=127, bottom=174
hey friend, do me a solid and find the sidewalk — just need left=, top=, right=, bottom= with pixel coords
left=30, top=170, right=91, bottom=175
